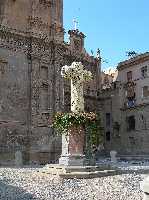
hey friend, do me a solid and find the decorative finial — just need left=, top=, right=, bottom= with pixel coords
left=91, top=50, right=94, bottom=56
left=96, top=48, right=101, bottom=59
left=126, top=51, right=138, bottom=58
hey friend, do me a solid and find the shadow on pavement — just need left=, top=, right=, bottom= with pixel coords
left=0, top=181, right=36, bottom=200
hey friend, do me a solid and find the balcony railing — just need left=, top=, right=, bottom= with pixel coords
left=124, top=99, right=136, bottom=109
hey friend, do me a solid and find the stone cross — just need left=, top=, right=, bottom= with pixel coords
left=61, top=62, right=92, bottom=113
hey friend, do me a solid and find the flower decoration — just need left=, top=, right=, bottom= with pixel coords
left=51, top=112, right=103, bottom=144
left=61, top=62, right=93, bottom=113
left=53, top=112, right=96, bottom=133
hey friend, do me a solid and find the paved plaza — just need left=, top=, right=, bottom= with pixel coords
left=0, top=162, right=147, bottom=200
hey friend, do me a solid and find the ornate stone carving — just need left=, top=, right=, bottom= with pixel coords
left=73, top=39, right=81, bottom=51
left=125, top=81, right=136, bottom=98
left=28, top=16, right=51, bottom=31
left=39, top=0, right=52, bottom=7
left=31, top=60, right=40, bottom=115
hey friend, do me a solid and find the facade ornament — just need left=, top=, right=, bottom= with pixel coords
left=96, top=48, right=101, bottom=59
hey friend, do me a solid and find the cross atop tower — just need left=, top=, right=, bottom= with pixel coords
left=73, top=19, right=79, bottom=30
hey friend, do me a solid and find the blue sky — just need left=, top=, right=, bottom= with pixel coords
left=64, top=0, right=149, bottom=70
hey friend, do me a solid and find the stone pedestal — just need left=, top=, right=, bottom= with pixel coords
left=15, top=151, right=23, bottom=166
left=110, top=150, right=117, bottom=163
left=140, top=176, right=149, bottom=200
left=59, top=125, right=85, bottom=166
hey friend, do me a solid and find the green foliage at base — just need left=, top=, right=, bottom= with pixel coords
left=51, top=112, right=103, bottom=145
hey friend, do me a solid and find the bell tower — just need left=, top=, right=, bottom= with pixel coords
left=0, top=0, right=64, bottom=40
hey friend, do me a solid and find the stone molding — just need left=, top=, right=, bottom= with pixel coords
left=117, top=52, right=149, bottom=70
left=28, top=16, right=51, bottom=30
left=0, top=25, right=99, bottom=69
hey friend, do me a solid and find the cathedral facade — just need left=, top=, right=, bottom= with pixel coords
left=0, top=0, right=101, bottom=165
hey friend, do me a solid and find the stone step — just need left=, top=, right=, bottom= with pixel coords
left=119, top=155, right=149, bottom=160
left=39, top=164, right=118, bottom=179
left=59, top=170, right=117, bottom=179
left=44, top=164, right=113, bottom=173
left=39, top=166, right=149, bottom=179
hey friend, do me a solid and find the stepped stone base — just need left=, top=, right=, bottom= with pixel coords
left=40, top=164, right=117, bottom=179
left=39, top=163, right=149, bottom=179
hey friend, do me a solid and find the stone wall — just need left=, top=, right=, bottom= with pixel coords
left=0, top=47, right=29, bottom=164
left=0, top=30, right=100, bottom=165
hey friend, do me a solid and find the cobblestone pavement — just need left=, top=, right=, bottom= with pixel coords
left=0, top=167, right=145, bottom=200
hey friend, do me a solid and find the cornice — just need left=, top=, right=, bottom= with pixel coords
left=117, top=52, right=149, bottom=71
left=0, top=25, right=101, bottom=69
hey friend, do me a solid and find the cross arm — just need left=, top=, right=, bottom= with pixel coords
left=83, top=70, right=93, bottom=82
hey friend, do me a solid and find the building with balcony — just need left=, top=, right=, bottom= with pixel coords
left=100, top=52, right=149, bottom=156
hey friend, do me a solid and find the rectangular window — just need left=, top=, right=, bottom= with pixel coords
left=0, top=59, right=7, bottom=76
left=127, top=71, right=132, bottom=82
left=126, top=115, right=135, bottom=131
left=106, top=113, right=111, bottom=127
left=106, top=131, right=111, bottom=141
left=141, top=66, right=148, bottom=78
left=40, top=88, right=48, bottom=111
left=142, top=86, right=149, bottom=98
